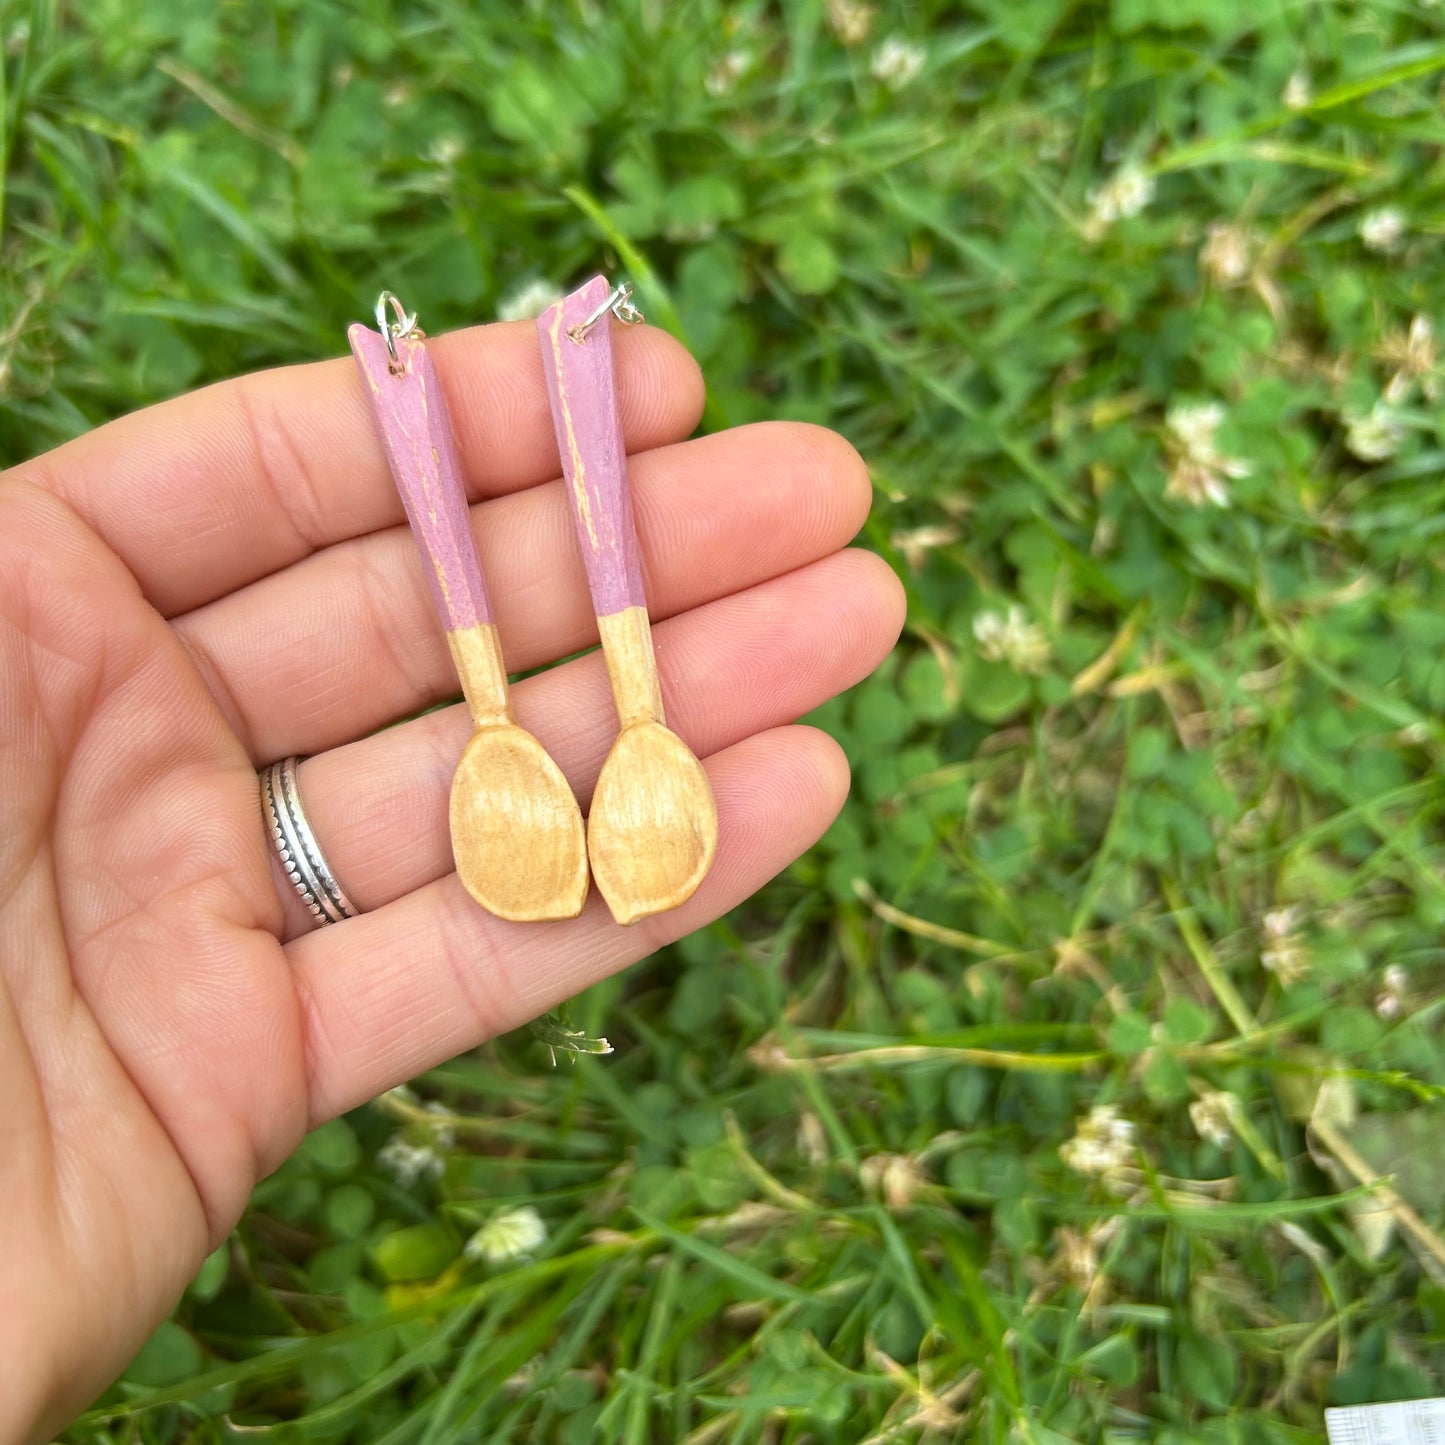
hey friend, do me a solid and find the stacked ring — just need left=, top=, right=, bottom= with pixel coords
left=261, top=756, right=358, bottom=926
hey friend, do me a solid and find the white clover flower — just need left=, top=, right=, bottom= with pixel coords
left=704, top=48, right=751, bottom=96
left=1163, top=402, right=1251, bottom=508
left=1189, top=1089, right=1237, bottom=1149
left=1199, top=222, right=1252, bottom=287
left=496, top=278, right=563, bottom=323
left=1283, top=70, right=1312, bottom=110
left=377, top=1134, right=445, bottom=1187
left=1260, top=904, right=1309, bottom=985
left=1088, top=163, right=1155, bottom=228
left=796, top=1111, right=828, bottom=1167
left=892, top=522, right=959, bottom=571
left=871, top=36, right=926, bottom=90
left=1054, top=1224, right=1101, bottom=1292
left=972, top=604, right=1052, bottom=674
left=1375, top=964, right=1409, bottom=1020
left=1061, top=1104, right=1136, bottom=1180
left=465, top=1205, right=547, bottom=1265
left=828, top=0, right=875, bottom=46
left=1344, top=401, right=1406, bottom=463
left=859, top=1151, right=926, bottom=1211
left=422, top=1100, right=457, bottom=1151
left=1360, top=207, right=1406, bottom=255
left=1168, top=401, right=1226, bottom=456
left=427, top=134, right=464, bottom=168
left=1380, top=315, right=1440, bottom=404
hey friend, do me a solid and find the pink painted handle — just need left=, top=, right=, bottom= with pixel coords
left=349, top=323, right=493, bottom=631
left=537, top=276, right=648, bottom=619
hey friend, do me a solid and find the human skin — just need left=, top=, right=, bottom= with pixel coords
left=0, top=319, right=905, bottom=1441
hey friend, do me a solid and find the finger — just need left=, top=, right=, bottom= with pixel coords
left=290, top=725, right=848, bottom=1121
left=269, top=549, right=902, bottom=937
left=13, top=323, right=704, bottom=617
left=176, top=421, right=872, bottom=762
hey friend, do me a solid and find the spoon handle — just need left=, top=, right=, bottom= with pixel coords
left=538, top=277, right=664, bottom=729
left=349, top=324, right=512, bottom=729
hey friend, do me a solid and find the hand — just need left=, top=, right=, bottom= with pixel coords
left=0, top=320, right=903, bottom=1440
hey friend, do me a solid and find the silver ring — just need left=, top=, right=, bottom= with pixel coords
left=261, top=756, right=358, bottom=926
left=374, top=289, right=420, bottom=364
left=567, top=282, right=644, bottom=344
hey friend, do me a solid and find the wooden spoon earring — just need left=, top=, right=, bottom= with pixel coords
left=350, top=293, right=588, bottom=922
left=538, top=277, right=718, bottom=925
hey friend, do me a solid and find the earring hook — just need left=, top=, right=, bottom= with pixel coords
left=375, top=290, right=421, bottom=365
left=567, top=282, right=644, bottom=344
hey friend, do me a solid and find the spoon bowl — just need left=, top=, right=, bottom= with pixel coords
left=586, top=720, right=718, bottom=926
left=450, top=726, right=589, bottom=921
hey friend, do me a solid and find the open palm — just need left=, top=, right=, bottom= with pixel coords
left=0, top=320, right=902, bottom=1440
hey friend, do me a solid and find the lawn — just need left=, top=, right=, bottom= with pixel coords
left=4, top=0, right=1444, bottom=1440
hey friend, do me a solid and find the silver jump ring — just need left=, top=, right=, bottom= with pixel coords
left=375, top=290, right=421, bottom=364
left=567, top=282, right=644, bottom=344
left=261, top=756, right=359, bottom=926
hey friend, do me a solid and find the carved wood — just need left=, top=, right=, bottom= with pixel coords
left=350, top=322, right=588, bottom=921
left=538, top=280, right=718, bottom=925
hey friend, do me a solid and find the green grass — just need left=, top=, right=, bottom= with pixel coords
left=5, top=0, right=1445, bottom=1439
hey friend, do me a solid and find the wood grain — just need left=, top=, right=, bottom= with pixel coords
left=445, top=621, right=510, bottom=729
left=350, top=321, right=587, bottom=921
left=538, top=280, right=717, bottom=925
left=537, top=277, right=648, bottom=616
left=448, top=724, right=589, bottom=923
left=348, top=325, right=492, bottom=632
left=596, top=607, right=666, bottom=729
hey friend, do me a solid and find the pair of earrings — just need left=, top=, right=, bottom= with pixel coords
left=348, top=277, right=717, bottom=926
